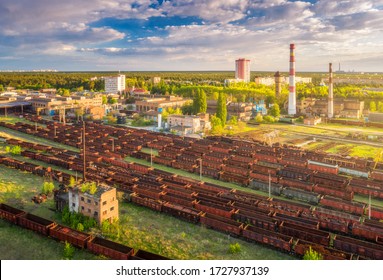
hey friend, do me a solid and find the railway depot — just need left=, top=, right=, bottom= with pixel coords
left=1, top=114, right=383, bottom=260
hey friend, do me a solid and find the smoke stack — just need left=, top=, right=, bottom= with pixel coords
left=274, top=71, right=282, bottom=98
left=328, top=63, right=334, bottom=118
left=288, top=43, right=296, bottom=115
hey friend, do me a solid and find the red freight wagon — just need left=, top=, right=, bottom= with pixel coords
left=49, top=224, right=92, bottom=248
left=0, top=203, right=26, bottom=224
left=242, top=225, right=293, bottom=252
left=308, top=160, right=338, bottom=175
left=87, top=237, right=134, bottom=260
left=200, top=213, right=243, bottom=236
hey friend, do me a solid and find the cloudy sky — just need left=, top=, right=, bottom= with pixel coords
left=1, top=0, right=383, bottom=72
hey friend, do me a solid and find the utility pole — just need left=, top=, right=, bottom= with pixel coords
left=369, top=192, right=371, bottom=220
left=268, top=171, right=271, bottom=199
left=111, top=138, right=115, bottom=152
left=35, top=122, right=37, bottom=132
left=150, top=148, right=153, bottom=167
left=199, top=158, right=202, bottom=180
left=82, top=121, right=86, bottom=181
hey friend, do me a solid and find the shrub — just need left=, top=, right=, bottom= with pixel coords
left=228, top=243, right=241, bottom=254
left=303, top=247, right=323, bottom=260
left=42, top=182, right=55, bottom=195
left=63, top=241, right=75, bottom=260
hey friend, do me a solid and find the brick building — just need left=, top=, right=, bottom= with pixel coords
left=68, top=184, right=118, bottom=224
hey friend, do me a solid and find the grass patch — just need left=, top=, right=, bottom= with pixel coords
left=0, top=126, right=79, bottom=152
left=114, top=202, right=295, bottom=260
left=350, top=145, right=382, bottom=160
left=141, top=147, right=159, bottom=156
left=0, top=220, right=99, bottom=260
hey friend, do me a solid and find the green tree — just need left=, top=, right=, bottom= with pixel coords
left=200, top=89, right=207, bottom=113
left=89, top=182, right=97, bottom=195
left=216, top=92, right=227, bottom=125
left=42, top=182, right=55, bottom=195
left=269, top=103, right=280, bottom=117
left=108, top=97, right=117, bottom=104
left=378, top=101, right=383, bottom=113
left=181, top=102, right=194, bottom=115
left=303, top=247, right=323, bottom=260
left=76, top=223, right=84, bottom=232
left=210, top=115, right=224, bottom=135
left=102, top=95, right=107, bottom=105
left=255, top=115, right=263, bottom=123
left=63, top=241, right=75, bottom=260
left=369, top=101, right=377, bottom=112
left=69, top=176, right=76, bottom=187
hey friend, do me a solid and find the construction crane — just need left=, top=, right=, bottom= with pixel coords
left=373, top=149, right=383, bottom=170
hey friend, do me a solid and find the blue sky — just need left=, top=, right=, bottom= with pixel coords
left=0, top=0, right=383, bottom=72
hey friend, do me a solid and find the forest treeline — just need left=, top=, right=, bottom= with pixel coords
left=1, top=72, right=383, bottom=107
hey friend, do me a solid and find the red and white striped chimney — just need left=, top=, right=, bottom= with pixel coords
left=288, top=43, right=296, bottom=115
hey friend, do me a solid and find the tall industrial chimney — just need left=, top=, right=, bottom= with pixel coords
left=328, top=63, right=334, bottom=118
left=288, top=43, right=296, bottom=115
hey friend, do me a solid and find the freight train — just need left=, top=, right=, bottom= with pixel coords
left=0, top=203, right=168, bottom=260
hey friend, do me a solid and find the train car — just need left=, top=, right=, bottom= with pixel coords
left=200, top=213, right=243, bottom=236
left=17, top=213, right=56, bottom=236
left=49, top=224, right=92, bottom=248
left=242, top=225, right=293, bottom=252
left=294, top=240, right=353, bottom=260
left=333, top=235, right=383, bottom=260
left=370, top=171, right=383, bottom=182
left=194, top=200, right=236, bottom=219
left=272, top=212, right=320, bottom=230
left=339, top=167, right=369, bottom=179
left=162, top=203, right=201, bottom=224
left=279, top=177, right=314, bottom=192
left=369, top=207, right=383, bottom=220
left=130, top=194, right=163, bottom=212
left=249, top=180, right=282, bottom=196
left=87, top=237, right=134, bottom=260
left=232, top=210, right=277, bottom=231
left=351, top=222, right=383, bottom=244
left=281, top=188, right=321, bottom=204
left=0, top=203, right=26, bottom=224
left=131, top=249, right=170, bottom=260
left=319, top=196, right=365, bottom=215
left=308, top=160, right=339, bottom=175
left=279, top=221, right=330, bottom=246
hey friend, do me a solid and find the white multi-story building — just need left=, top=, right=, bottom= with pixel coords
left=104, top=74, right=126, bottom=93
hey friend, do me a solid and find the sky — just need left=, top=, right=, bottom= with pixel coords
left=1, top=0, right=383, bottom=72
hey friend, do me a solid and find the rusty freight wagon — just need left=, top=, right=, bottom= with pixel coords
left=200, top=213, right=243, bottom=236
left=49, top=224, right=92, bottom=248
left=87, top=237, right=134, bottom=260
left=0, top=203, right=26, bottom=224
left=17, top=213, right=56, bottom=236
left=242, top=225, right=293, bottom=252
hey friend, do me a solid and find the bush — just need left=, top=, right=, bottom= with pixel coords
left=228, top=243, right=241, bottom=254
left=255, top=115, right=263, bottom=123
left=63, top=241, right=75, bottom=260
left=42, top=182, right=55, bottom=195
left=303, top=247, right=323, bottom=260
left=263, top=115, right=275, bottom=123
